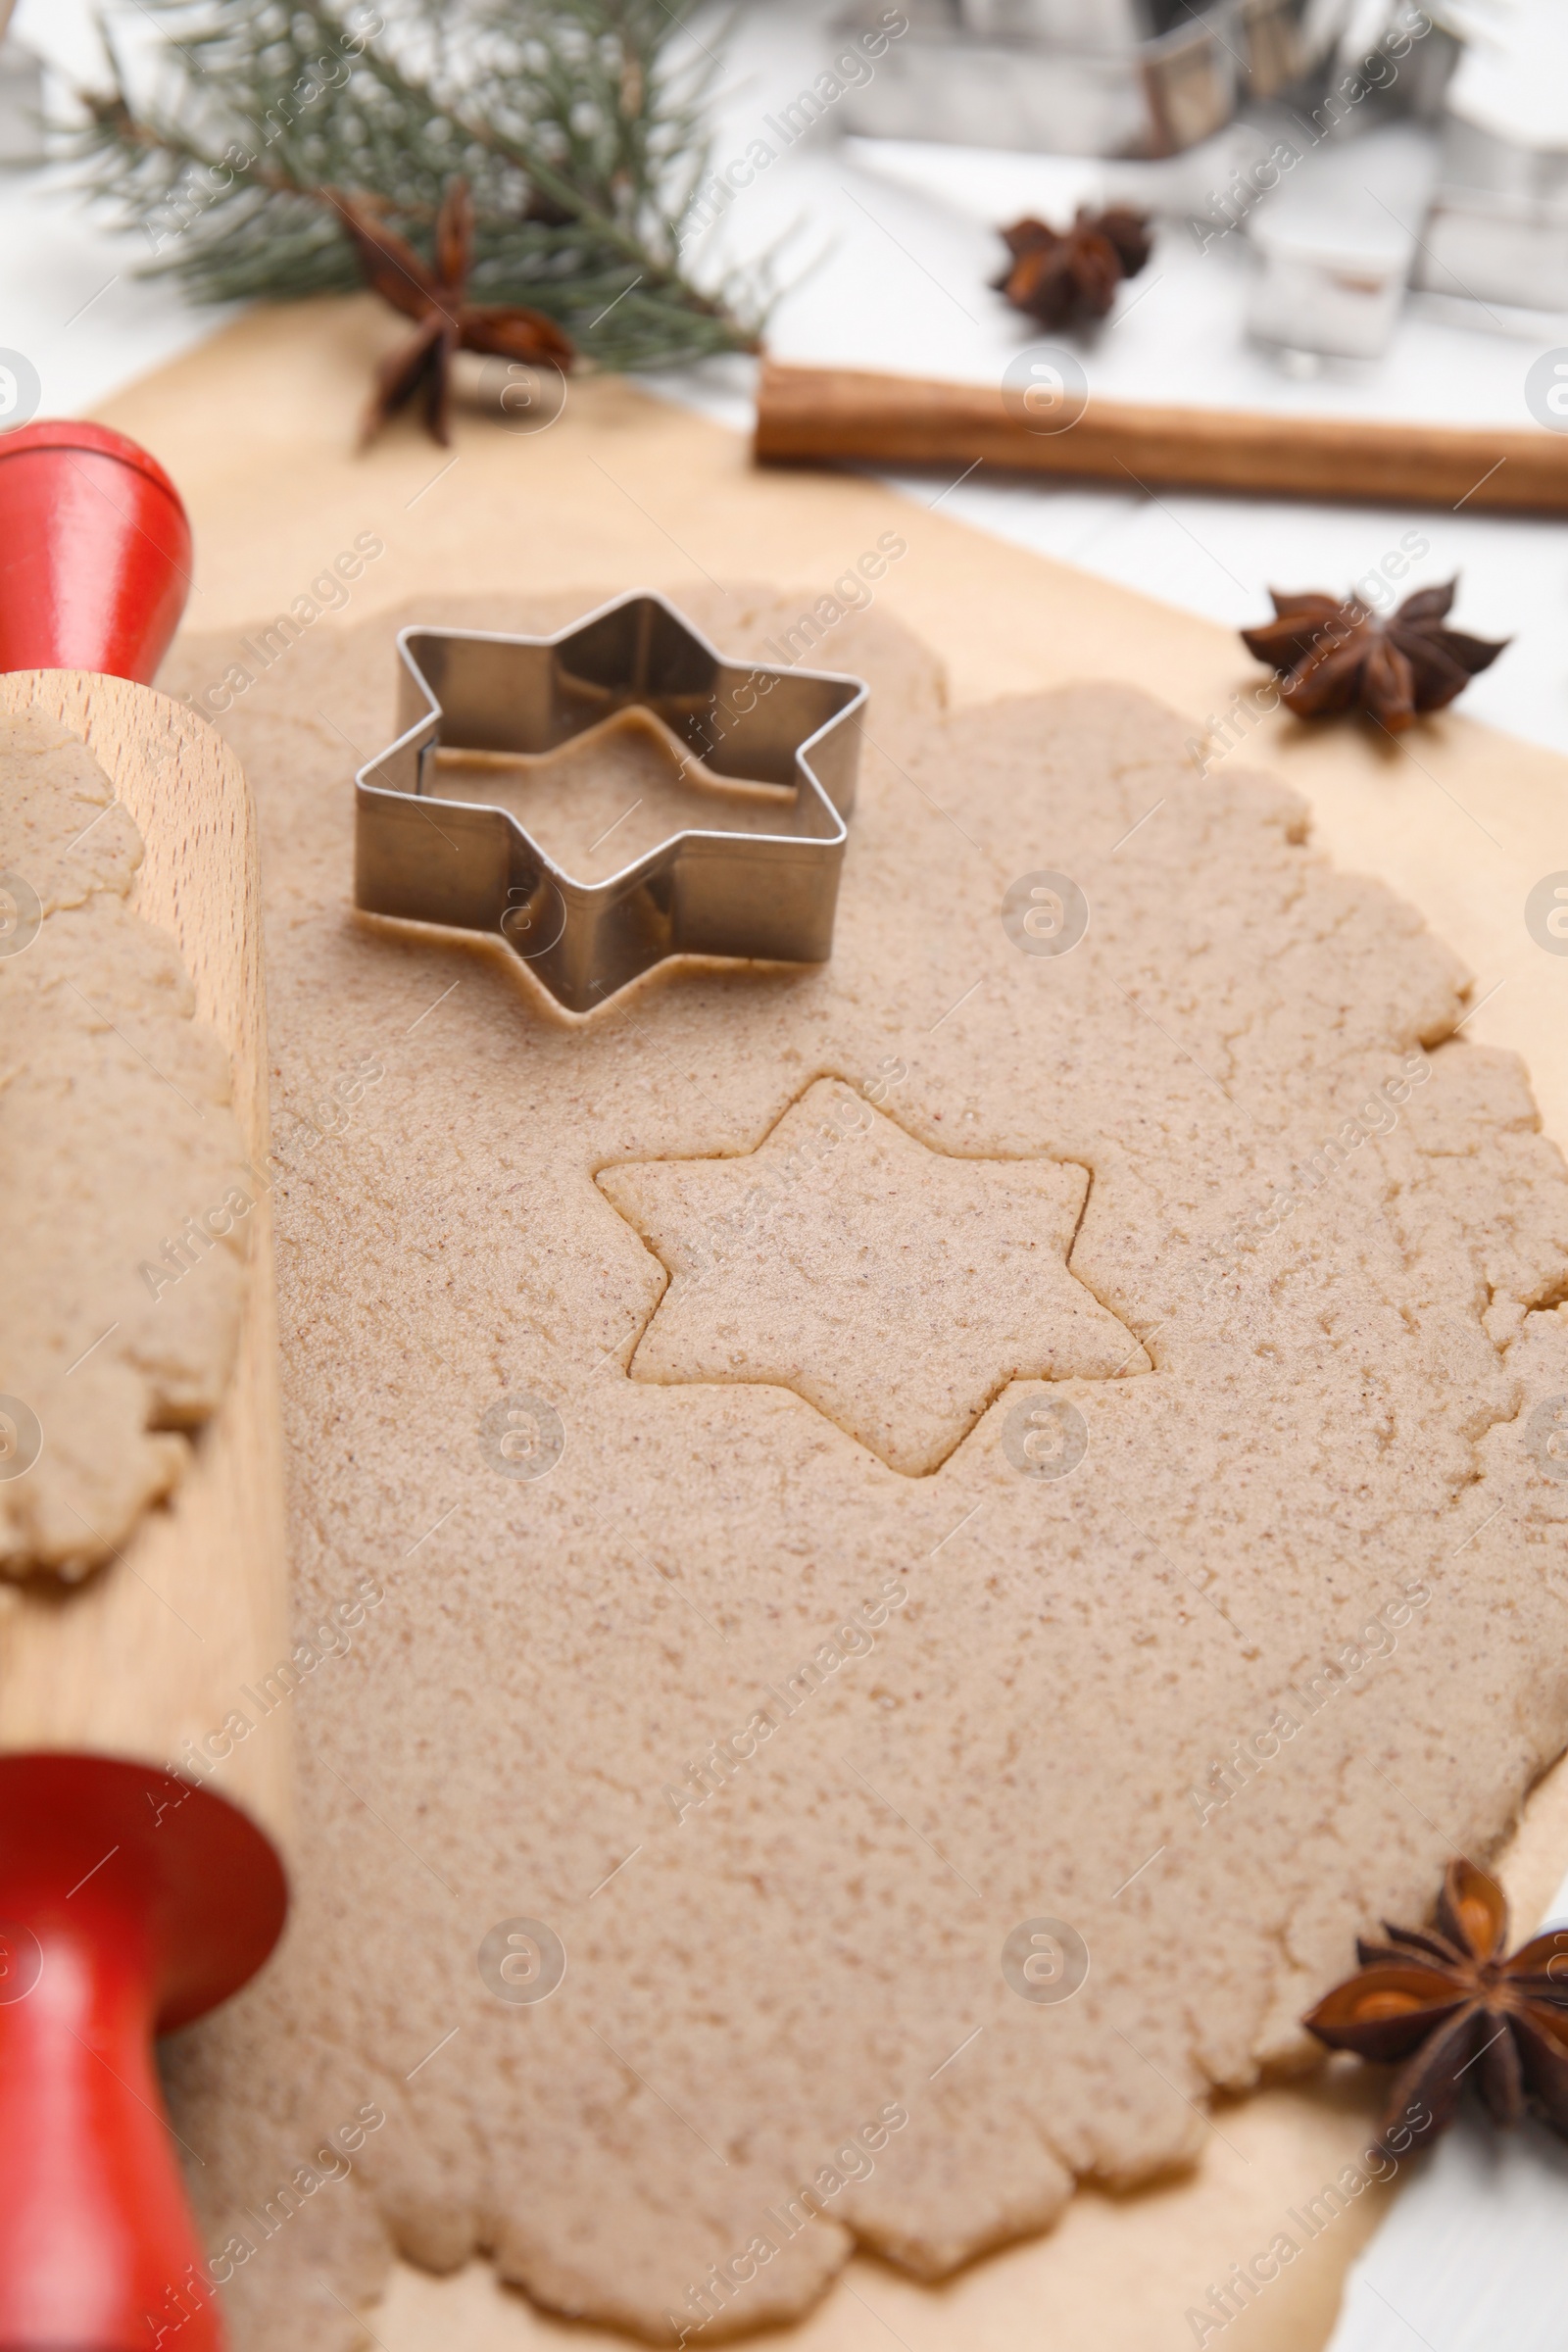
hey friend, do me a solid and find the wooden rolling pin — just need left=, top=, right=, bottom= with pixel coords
left=754, top=360, right=1568, bottom=515
left=0, top=422, right=289, bottom=2352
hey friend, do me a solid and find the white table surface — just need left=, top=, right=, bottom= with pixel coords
left=6, top=7, right=1568, bottom=2347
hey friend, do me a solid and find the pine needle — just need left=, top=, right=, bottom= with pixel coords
left=69, top=0, right=768, bottom=371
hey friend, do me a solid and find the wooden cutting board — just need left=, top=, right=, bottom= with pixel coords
left=93, top=291, right=1568, bottom=2352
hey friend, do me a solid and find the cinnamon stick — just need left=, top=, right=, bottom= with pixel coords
left=754, top=361, right=1568, bottom=516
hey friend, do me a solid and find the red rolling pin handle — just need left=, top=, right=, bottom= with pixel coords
left=0, top=420, right=194, bottom=684
left=0, top=1760, right=286, bottom=2352
left=0, top=425, right=287, bottom=2348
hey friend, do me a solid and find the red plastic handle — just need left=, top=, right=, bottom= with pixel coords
left=0, top=1757, right=286, bottom=2351
left=0, top=420, right=193, bottom=682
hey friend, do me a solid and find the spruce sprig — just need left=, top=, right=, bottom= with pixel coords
left=71, top=0, right=765, bottom=371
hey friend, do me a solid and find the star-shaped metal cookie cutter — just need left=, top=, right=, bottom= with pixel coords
left=354, top=591, right=867, bottom=1013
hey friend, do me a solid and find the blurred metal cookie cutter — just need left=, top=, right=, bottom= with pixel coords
left=354, top=591, right=867, bottom=1014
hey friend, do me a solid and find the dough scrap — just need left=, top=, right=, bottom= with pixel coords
left=0, top=711, right=250, bottom=1579
left=155, top=595, right=1568, bottom=2348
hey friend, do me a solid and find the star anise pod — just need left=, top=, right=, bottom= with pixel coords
left=995, top=208, right=1152, bottom=331
left=1241, top=580, right=1507, bottom=734
left=327, top=177, right=576, bottom=449
left=1304, top=1857, right=1568, bottom=2144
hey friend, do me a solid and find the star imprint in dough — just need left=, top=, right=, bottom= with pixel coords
left=597, top=1077, right=1149, bottom=1476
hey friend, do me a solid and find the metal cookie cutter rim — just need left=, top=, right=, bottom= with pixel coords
left=352, top=590, right=868, bottom=1015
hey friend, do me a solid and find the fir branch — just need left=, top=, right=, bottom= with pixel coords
left=70, top=0, right=766, bottom=372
